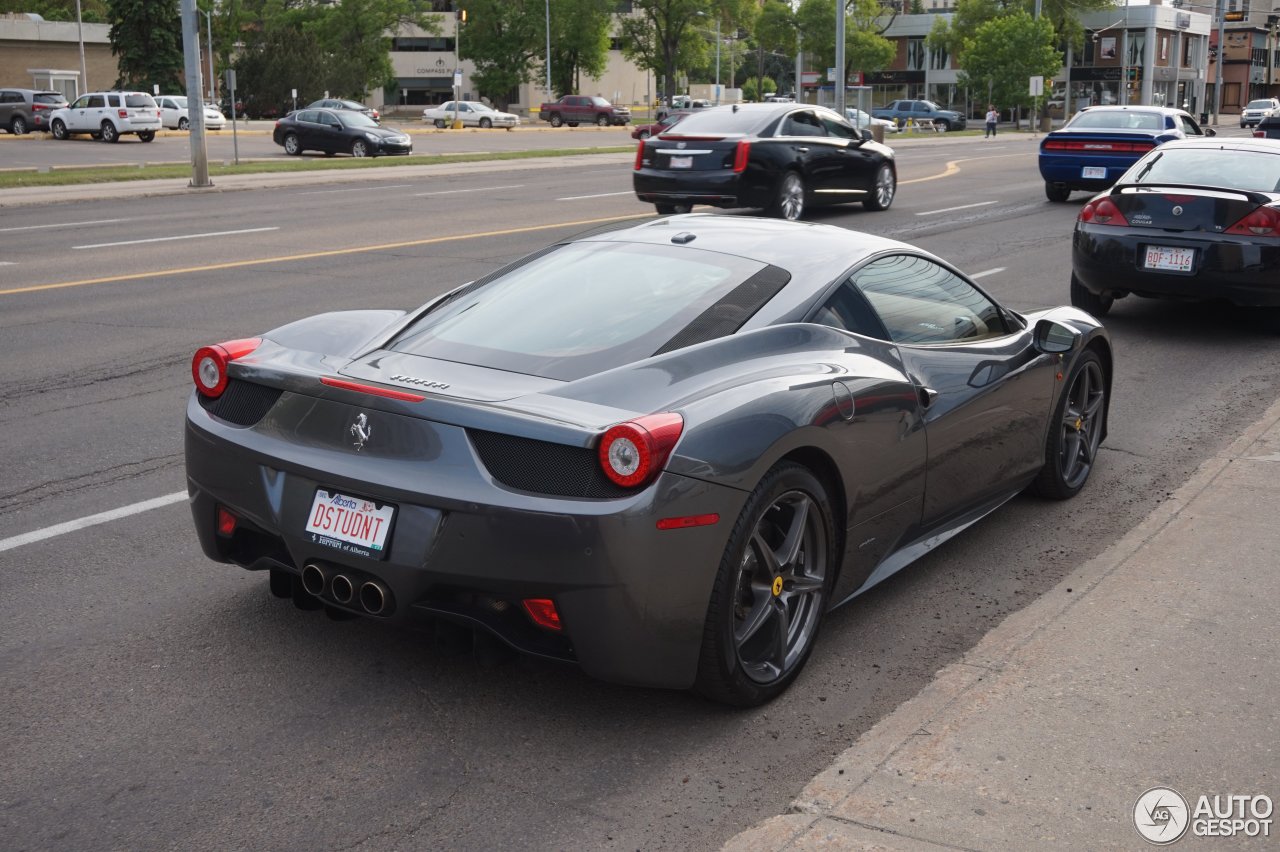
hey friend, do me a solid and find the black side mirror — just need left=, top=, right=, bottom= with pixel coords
left=1204, top=128, right=1217, bottom=137
left=859, top=128, right=873, bottom=142
left=1034, top=318, right=1081, bottom=354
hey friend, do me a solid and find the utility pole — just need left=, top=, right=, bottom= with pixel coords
left=73, top=0, right=87, bottom=95
left=180, top=0, right=211, bottom=187
left=1213, top=0, right=1226, bottom=124
left=834, top=0, right=846, bottom=112
left=545, top=0, right=552, bottom=103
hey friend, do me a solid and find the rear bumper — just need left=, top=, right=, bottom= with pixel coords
left=634, top=170, right=753, bottom=209
left=1039, top=154, right=1141, bottom=190
left=1073, top=224, right=1280, bottom=307
left=184, top=397, right=747, bottom=689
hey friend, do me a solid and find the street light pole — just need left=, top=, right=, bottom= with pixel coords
left=834, top=0, right=846, bottom=112
left=73, top=0, right=87, bottom=95
left=545, top=0, right=552, bottom=103
left=714, top=18, right=721, bottom=105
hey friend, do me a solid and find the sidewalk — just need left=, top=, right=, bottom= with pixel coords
left=726, top=397, right=1280, bottom=850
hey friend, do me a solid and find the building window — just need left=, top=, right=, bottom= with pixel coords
left=907, top=38, right=926, bottom=71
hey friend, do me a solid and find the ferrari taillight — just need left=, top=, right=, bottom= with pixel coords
left=192, top=337, right=262, bottom=398
left=732, top=140, right=750, bottom=173
left=1078, top=196, right=1129, bottom=227
left=597, top=412, right=684, bottom=488
left=634, top=140, right=646, bottom=170
left=1224, top=206, right=1280, bottom=238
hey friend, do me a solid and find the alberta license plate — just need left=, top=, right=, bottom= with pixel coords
left=1082, top=166, right=1107, bottom=179
left=669, top=155, right=693, bottom=168
left=304, top=489, right=396, bottom=559
left=1143, top=245, right=1195, bottom=272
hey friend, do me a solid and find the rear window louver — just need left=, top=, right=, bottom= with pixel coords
left=654, top=264, right=790, bottom=355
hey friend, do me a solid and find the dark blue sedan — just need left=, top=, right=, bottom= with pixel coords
left=1040, top=106, right=1215, bottom=202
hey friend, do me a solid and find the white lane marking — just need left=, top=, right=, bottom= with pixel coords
left=557, top=191, right=633, bottom=201
left=72, top=227, right=279, bottom=250
left=0, top=218, right=133, bottom=233
left=0, top=261, right=15, bottom=266
left=413, top=185, right=524, bottom=197
left=915, top=200, right=1000, bottom=217
left=299, top=184, right=413, bottom=195
left=969, top=267, right=1005, bottom=280
left=0, top=491, right=186, bottom=554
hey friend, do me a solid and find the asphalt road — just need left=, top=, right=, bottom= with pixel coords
left=3, top=131, right=1278, bottom=852
left=0, top=122, right=636, bottom=169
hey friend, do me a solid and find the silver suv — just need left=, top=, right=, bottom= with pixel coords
left=0, top=88, right=67, bottom=135
left=48, top=91, right=162, bottom=142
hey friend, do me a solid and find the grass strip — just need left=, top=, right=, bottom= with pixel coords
left=0, top=146, right=636, bottom=189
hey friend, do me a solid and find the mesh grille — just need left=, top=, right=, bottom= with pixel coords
left=468, top=430, right=630, bottom=499
left=198, top=380, right=283, bottom=427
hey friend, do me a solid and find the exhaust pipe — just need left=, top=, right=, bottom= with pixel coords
left=301, top=563, right=326, bottom=596
left=360, top=580, right=388, bottom=615
left=330, top=574, right=354, bottom=604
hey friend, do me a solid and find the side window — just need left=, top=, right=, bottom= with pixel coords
left=440, top=101, right=453, bottom=111
left=87, top=95, right=105, bottom=109
left=297, top=110, right=318, bottom=123
left=820, top=113, right=856, bottom=140
left=782, top=110, right=825, bottom=136
left=912, top=102, right=929, bottom=113
left=812, top=281, right=890, bottom=340
left=107, top=94, right=120, bottom=107
left=1179, top=115, right=1202, bottom=135
left=852, top=255, right=1009, bottom=345
left=0, top=92, right=18, bottom=103
left=459, top=103, right=471, bottom=112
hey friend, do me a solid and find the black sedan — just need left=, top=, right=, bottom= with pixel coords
left=1071, top=138, right=1280, bottom=325
left=633, top=103, right=896, bottom=220
left=272, top=108, right=411, bottom=157
left=186, top=215, right=1111, bottom=706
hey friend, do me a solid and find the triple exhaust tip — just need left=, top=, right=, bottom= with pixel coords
left=301, top=563, right=388, bottom=615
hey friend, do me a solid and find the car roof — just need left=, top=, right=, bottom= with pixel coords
left=1151, top=137, right=1280, bottom=154
left=1077, top=105, right=1185, bottom=116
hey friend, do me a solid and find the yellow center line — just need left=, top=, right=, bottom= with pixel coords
left=900, top=153, right=1024, bottom=185
left=1, top=212, right=653, bottom=297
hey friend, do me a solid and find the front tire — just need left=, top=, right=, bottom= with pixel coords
left=549, top=113, right=563, bottom=128
left=639, top=129, right=651, bottom=139
left=1070, top=272, right=1113, bottom=317
left=694, top=463, right=836, bottom=707
left=479, top=117, right=492, bottom=129
left=10, top=116, right=28, bottom=135
left=937, top=119, right=951, bottom=132
left=1045, top=181, right=1072, bottom=203
left=100, top=121, right=118, bottom=143
left=178, top=116, right=189, bottom=130
left=596, top=115, right=609, bottom=127
left=283, top=133, right=301, bottom=155
left=768, top=171, right=806, bottom=221
left=1031, top=351, right=1107, bottom=499
left=350, top=139, right=370, bottom=157
left=51, top=118, right=68, bottom=140
left=863, top=163, right=896, bottom=211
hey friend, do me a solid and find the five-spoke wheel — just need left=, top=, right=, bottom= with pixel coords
left=1032, top=351, right=1107, bottom=499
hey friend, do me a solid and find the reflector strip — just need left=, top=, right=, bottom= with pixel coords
left=656, top=513, right=720, bottom=530
left=522, top=598, right=563, bottom=632
left=319, top=377, right=426, bottom=402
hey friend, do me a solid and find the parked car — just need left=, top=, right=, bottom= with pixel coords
left=1070, top=138, right=1280, bottom=325
left=422, top=101, right=519, bottom=129
left=634, top=103, right=896, bottom=220
left=1239, top=98, right=1280, bottom=128
left=631, top=109, right=692, bottom=139
left=538, top=95, right=630, bottom=127
left=272, top=108, right=411, bottom=157
left=1254, top=112, right=1280, bottom=140
left=1039, top=105, right=1215, bottom=202
left=0, top=88, right=67, bottom=134
left=48, top=91, right=161, bottom=142
left=871, top=99, right=966, bottom=131
left=157, top=95, right=225, bottom=130
left=305, top=98, right=380, bottom=124
left=844, top=108, right=898, bottom=134
left=184, top=214, right=1111, bottom=706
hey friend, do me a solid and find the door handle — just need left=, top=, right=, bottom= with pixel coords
left=918, top=386, right=939, bottom=408
left=796, top=146, right=809, bottom=153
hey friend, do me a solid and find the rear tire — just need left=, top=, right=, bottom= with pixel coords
left=768, top=171, right=806, bottom=221
left=654, top=203, right=692, bottom=215
left=694, top=462, right=835, bottom=707
left=434, top=118, right=446, bottom=128
left=863, top=163, right=896, bottom=211
left=1045, top=181, right=1072, bottom=203
left=137, top=131, right=154, bottom=142
left=51, top=118, right=68, bottom=139
left=10, top=115, right=28, bottom=135
left=283, top=133, right=301, bottom=155
left=100, top=121, right=118, bottom=143
left=1070, top=272, right=1113, bottom=317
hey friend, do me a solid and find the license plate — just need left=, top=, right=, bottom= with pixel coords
left=304, top=489, right=396, bottom=559
left=669, top=155, right=693, bottom=169
left=1082, top=166, right=1107, bottom=179
left=1143, top=245, right=1195, bottom=272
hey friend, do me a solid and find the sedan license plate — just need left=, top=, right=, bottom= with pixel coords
left=1081, top=166, right=1107, bottom=180
left=304, top=489, right=395, bottom=559
left=1143, top=245, right=1195, bottom=272
left=669, top=155, right=693, bottom=169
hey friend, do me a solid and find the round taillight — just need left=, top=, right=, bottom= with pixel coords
left=597, top=413, right=684, bottom=489
left=192, top=345, right=229, bottom=398
left=191, top=337, right=262, bottom=399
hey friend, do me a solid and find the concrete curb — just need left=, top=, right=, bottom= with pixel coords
left=724, top=394, right=1280, bottom=850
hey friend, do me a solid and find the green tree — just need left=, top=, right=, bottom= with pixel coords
left=957, top=11, right=1061, bottom=112
left=546, top=0, right=615, bottom=98
left=796, top=0, right=896, bottom=86
left=0, top=0, right=108, bottom=22
left=620, top=0, right=755, bottom=102
left=456, top=0, right=544, bottom=107
left=740, top=75, right=777, bottom=101
left=106, top=0, right=184, bottom=92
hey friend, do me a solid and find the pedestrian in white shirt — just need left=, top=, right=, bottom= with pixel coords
left=985, top=104, right=998, bottom=138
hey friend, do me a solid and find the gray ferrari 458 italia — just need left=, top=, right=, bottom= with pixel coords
left=185, top=215, right=1113, bottom=706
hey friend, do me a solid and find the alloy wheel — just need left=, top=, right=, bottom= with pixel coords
left=1056, top=360, right=1105, bottom=490
left=777, top=173, right=804, bottom=220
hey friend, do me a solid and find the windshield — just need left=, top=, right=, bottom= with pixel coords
left=591, top=97, right=612, bottom=107
left=1246, top=100, right=1274, bottom=110
left=339, top=111, right=379, bottom=128
left=1068, top=110, right=1166, bottom=130
left=171, top=97, right=188, bottom=108
left=389, top=242, right=774, bottom=381
left=1125, top=147, right=1280, bottom=193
